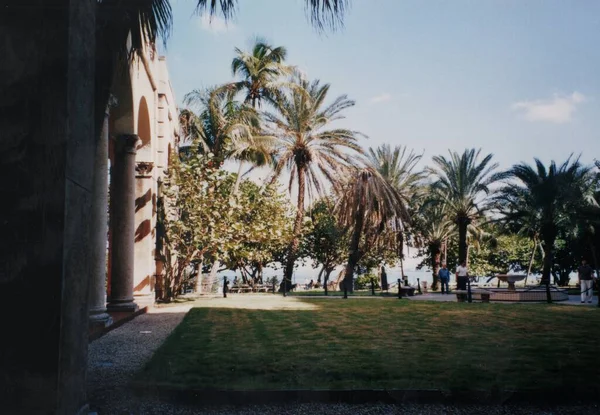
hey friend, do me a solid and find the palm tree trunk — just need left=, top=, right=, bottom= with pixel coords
left=431, top=243, right=441, bottom=291
left=466, top=243, right=471, bottom=268
left=541, top=237, right=554, bottom=304
left=458, top=217, right=469, bottom=264
left=343, top=203, right=366, bottom=299
left=284, top=166, right=306, bottom=284
left=443, top=238, right=448, bottom=264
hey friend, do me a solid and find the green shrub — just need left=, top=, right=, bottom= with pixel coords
left=354, top=273, right=380, bottom=290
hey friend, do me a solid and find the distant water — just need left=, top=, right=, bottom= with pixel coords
left=222, top=263, right=566, bottom=288
left=224, top=264, right=435, bottom=287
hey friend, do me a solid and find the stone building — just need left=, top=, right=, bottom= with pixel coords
left=89, top=43, right=180, bottom=326
left=1, top=2, right=181, bottom=411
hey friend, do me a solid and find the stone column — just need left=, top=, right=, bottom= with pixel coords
left=89, top=109, right=113, bottom=326
left=107, top=134, right=140, bottom=312
left=134, top=162, right=155, bottom=295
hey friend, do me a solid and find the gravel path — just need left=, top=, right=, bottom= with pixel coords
left=87, top=304, right=193, bottom=414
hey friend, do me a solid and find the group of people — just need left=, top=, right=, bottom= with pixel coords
left=437, top=259, right=598, bottom=302
left=437, top=261, right=469, bottom=294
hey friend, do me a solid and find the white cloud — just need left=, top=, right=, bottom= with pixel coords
left=369, top=93, right=392, bottom=105
left=511, top=92, right=586, bottom=124
left=198, top=14, right=237, bottom=34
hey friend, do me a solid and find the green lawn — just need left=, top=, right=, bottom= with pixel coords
left=138, top=299, right=600, bottom=392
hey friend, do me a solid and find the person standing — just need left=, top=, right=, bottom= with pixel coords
left=578, top=259, right=595, bottom=304
left=456, top=261, right=469, bottom=291
left=438, top=263, right=451, bottom=294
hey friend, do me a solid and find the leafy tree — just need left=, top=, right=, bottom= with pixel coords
left=223, top=180, right=294, bottom=284
left=158, top=149, right=238, bottom=301
left=301, top=198, right=348, bottom=295
left=495, top=157, right=595, bottom=302
left=468, top=232, right=541, bottom=277
left=265, top=75, right=364, bottom=287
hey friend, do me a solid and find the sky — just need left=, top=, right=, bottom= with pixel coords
left=161, top=0, right=600, bottom=272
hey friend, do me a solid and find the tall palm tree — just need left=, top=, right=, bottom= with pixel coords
left=427, top=149, right=499, bottom=266
left=367, top=144, right=423, bottom=278
left=182, top=86, right=274, bottom=169
left=335, top=165, right=411, bottom=297
left=97, top=0, right=350, bottom=141
left=495, top=156, right=594, bottom=302
left=265, top=76, right=364, bottom=285
left=412, top=199, right=454, bottom=290
left=227, top=39, right=290, bottom=108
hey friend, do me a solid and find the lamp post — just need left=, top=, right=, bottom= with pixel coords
left=467, top=276, right=473, bottom=303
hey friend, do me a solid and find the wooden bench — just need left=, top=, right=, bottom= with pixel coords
left=400, top=286, right=416, bottom=297
left=454, top=289, right=492, bottom=303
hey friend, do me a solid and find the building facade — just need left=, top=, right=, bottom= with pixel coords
left=89, top=43, right=180, bottom=324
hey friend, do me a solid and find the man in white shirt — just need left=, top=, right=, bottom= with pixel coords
left=456, top=261, right=469, bottom=290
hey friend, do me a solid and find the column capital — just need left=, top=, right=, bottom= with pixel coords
left=115, top=134, right=141, bottom=154
left=135, top=162, right=154, bottom=177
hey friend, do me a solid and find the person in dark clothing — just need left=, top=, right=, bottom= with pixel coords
left=438, top=263, right=451, bottom=294
left=578, top=259, right=595, bottom=303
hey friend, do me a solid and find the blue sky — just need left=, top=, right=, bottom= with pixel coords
left=162, top=0, right=599, bottom=274
left=164, top=0, right=600, bottom=172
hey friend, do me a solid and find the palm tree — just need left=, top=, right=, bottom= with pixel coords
left=335, top=165, right=411, bottom=297
left=182, top=87, right=274, bottom=175
left=495, top=156, right=594, bottom=302
left=227, top=39, right=290, bottom=108
left=427, top=149, right=499, bottom=266
left=96, top=0, right=350, bottom=141
left=367, top=144, right=423, bottom=279
left=265, top=76, right=364, bottom=285
left=412, top=199, right=454, bottom=290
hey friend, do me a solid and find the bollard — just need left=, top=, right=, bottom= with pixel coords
left=272, top=279, right=276, bottom=294
left=397, top=279, right=402, bottom=299
left=417, top=278, right=422, bottom=294
left=223, top=277, right=228, bottom=298
left=283, top=278, right=287, bottom=297
left=371, top=278, right=375, bottom=296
